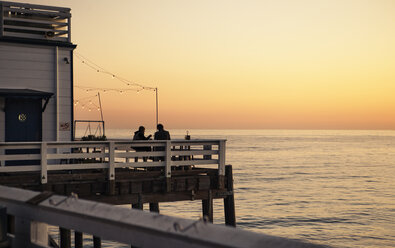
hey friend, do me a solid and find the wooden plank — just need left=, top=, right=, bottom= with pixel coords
left=2, top=2, right=70, bottom=12
left=2, top=31, right=68, bottom=41
left=3, top=6, right=71, bottom=18
left=171, top=150, right=218, bottom=156
left=114, top=161, right=164, bottom=168
left=3, top=16, right=68, bottom=26
left=0, top=154, right=41, bottom=160
left=47, top=163, right=107, bottom=171
left=171, top=159, right=219, bottom=166
left=3, top=24, right=67, bottom=33
left=115, top=151, right=164, bottom=158
left=83, top=190, right=227, bottom=205
left=47, top=143, right=107, bottom=149
left=47, top=152, right=107, bottom=159
left=0, top=165, right=40, bottom=172
left=0, top=144, right=41, bottom=149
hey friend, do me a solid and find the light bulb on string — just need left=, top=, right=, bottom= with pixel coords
left=88, top=108, right=91, bottom=112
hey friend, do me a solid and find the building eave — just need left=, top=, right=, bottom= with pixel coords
left=0, top=36, right=77, bottom=49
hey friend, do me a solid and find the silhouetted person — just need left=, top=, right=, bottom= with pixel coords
left=154, top=124, right=171, bottom=140
left=154, top=124, right=170, bottom=161
left=133, top=126, right=151, bottom=162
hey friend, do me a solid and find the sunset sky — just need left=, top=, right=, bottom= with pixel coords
left=15, top=0, right=395, bottom=129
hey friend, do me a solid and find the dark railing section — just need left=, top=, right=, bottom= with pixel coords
left=0, top=1, right=71, bottom=42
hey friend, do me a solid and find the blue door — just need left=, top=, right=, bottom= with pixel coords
left=5, top=98, right=42, bottom=165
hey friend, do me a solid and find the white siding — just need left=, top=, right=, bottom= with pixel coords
left=0, top=98, right=4, bottom=142
left=0, top=42, right=74, bottom=142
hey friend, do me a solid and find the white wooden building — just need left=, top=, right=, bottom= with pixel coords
left=0, top=1, right=75, bottom=142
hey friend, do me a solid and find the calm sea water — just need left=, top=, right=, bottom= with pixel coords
left=70, top=129, right=395, bottom=247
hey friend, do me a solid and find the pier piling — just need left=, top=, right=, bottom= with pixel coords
left=93, top=236, right=101, bottom=248
left=75, top=231, right=83, bottom=248
left=60, top=227, right=71, bottom=248
left=202, top=190, right=213, bottom=222
left=149, top=203, right=160, bottom=213
left=224, top=165, right=236, bottom=227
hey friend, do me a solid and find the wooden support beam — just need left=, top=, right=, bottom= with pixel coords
left=202, top=190, right=213, bottom=223
left=60, top=227, right=71, bottom=248
left=224, top=165, right=236, bottom=227
left=75, top=231, right=83, bottom=248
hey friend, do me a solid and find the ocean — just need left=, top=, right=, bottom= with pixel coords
left=71, top=129, right=395, bottom=247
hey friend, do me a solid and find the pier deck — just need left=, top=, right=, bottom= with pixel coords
left=0, top=139, right=235, bottom=225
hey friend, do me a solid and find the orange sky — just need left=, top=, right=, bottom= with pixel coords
left=15, top=0, right=395, bottom=129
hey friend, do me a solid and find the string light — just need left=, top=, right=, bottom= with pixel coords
left=74, top=52, right=156, bottom=92
left=73, top=53, right=160, bottom=126
left=75, top=85, right=144, bottom=94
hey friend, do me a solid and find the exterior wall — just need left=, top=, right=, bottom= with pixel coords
left=0, top=42, right=73, bottom=142
left=58, top=48, right=73, bottom=141
left=0, top=98, right=4, bottom=142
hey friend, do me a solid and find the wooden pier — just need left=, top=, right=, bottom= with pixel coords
left=0, top=139, right=237, bottom=246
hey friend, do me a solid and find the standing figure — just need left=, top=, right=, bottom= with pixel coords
left=154, top=124, right=170, bottom=161
left=133, top=126, right=152, bottom=162
left=154, top=124, right=171, bottom=141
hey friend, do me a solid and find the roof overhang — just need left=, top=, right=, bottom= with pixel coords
left=0, top=88, right=53, bottom=112
left=0, top=88, right=53, bottom=98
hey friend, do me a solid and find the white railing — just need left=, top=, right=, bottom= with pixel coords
left=0, top=139, right=226, bottom=184
left=0, top=185, right=325, bottom=248
left=0, top=1, right=71, bottom=42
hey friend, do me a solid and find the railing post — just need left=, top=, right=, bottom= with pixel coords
left=41, top=142, right=47, bottom=184
left=165, top=141, right=171, bottom=192
left=108, top=142, right=115, bottom=195
left=219, top=140, right=226, bottom=176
